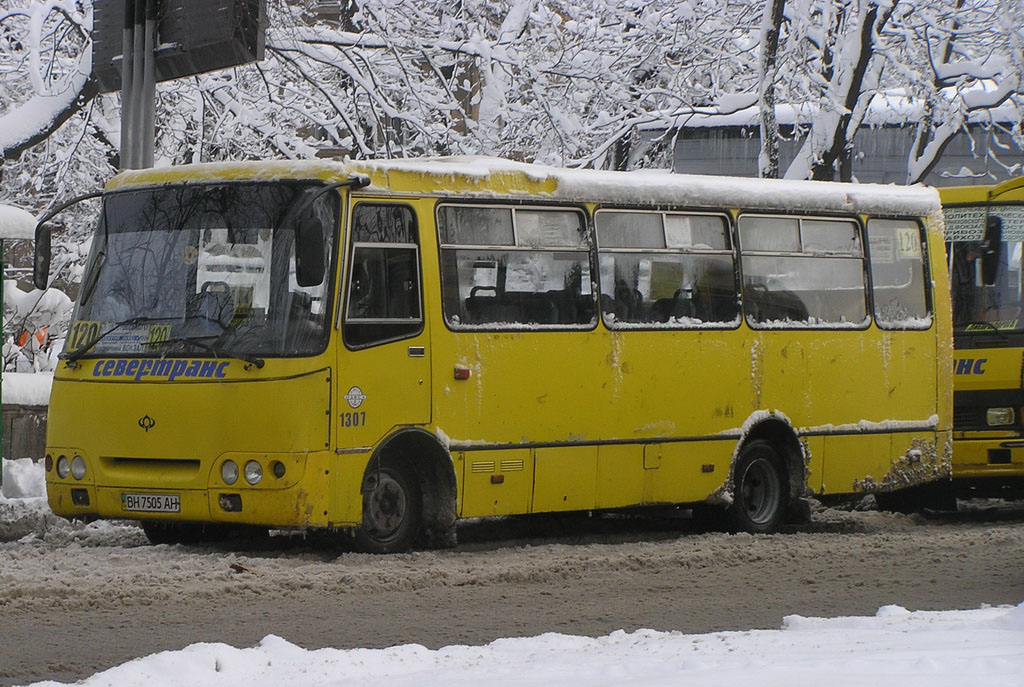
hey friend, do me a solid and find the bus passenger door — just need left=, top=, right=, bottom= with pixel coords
left=336, top=202, right=431, bottom=451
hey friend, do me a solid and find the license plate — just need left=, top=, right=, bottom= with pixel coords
left=121, top=493, right=181, bottom=513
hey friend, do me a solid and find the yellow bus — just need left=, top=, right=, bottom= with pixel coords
left=35, top=158, right=952, bottom=551
left=941, top=177, right=1024, bottom=500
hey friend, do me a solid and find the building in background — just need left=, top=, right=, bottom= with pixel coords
left=656, top=96, right=1023, bottom=186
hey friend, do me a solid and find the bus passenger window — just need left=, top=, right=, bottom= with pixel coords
left=867, top=219, right=931, bottom=329
left=595, top=210, right=738, bottom=328
left=438, top=205, right=594, bottom=329
left=343, top=204, right=423, bottom=348
left=740, top=215, right=867, bottom=328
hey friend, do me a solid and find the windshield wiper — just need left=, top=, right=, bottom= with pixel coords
left=62, top=316, right=175, bottom=365
left=142, top=335, right=265, bottom=370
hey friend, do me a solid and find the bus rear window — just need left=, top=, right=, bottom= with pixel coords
left=867, top=218, right=931, bottom=329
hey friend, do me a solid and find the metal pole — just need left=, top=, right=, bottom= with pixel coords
left=141, top=0, right=157, bottom=168
left=128, top=0, right=146, bottom=169
left=119, top=0, right=136, bottom=170
left=1, top=239, right=4, bottom=470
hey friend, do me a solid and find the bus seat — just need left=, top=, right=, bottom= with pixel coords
left=652, top=291, right=695, bottom=323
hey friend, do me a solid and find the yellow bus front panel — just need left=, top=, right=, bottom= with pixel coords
left=45, top=363, right=335, bottom=527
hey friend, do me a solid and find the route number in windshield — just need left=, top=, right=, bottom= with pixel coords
left=147, top=324, right=171, bottom=344
left=67, top=321, right=101, bottom=353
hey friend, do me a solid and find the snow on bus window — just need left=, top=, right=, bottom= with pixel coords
left=801, top=219, right=861, bottom=256
left=516, top=210, right=587, bottom=248
left=596, top=212, right=664, bottom=249
left=739, top=216, right=800, bottom=252
left=438, top=206, right=513, bottom=246
left=664, top=214, right=730, bottom=250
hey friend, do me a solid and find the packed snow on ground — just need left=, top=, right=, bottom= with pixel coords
left=19, top=604, right=1024, bottom=687
left=2, top=458, right=1022, bottom=687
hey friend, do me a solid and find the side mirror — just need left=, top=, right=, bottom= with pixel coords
left=294, top=215, right=326, bottom=287
left=981, top=217, right=1002, bottom=287
left=33, top=222, right=51, bottom=290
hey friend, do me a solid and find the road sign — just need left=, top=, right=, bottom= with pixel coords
left=92, top=0, right=266, bottom=94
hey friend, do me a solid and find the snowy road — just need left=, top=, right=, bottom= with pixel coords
left=2, top=496, right=1023, bottom=687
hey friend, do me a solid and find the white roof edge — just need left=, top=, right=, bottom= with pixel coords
left=109, top=157, right=942, bottom=218
left=354, top=157, right=942, bottom=217
left=0, top=204, right=36, bottom=240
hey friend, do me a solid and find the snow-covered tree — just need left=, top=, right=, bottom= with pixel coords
left=0, top=0, right=1021, bottom=243
left=758, top=0, right=1024, bottom=181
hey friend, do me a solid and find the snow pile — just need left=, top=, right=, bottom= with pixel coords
left=0, top=203, right=36, bottom=239
left=0, top=460, right=143, bottom=544
left=1, top=371, right=53, bottom=405
left=0, top=458, right=56, bottom=541
left=23, top=604, right=1024, bottom=687
left=1, top=456, right=45, bottom=498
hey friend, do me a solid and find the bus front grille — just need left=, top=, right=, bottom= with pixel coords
left=99, top=457, right=203, bottom=487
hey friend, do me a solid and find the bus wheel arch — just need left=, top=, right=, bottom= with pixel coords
left=724, top=417, right=806, bottom=533
left=356, top=428, right=457, bottom=553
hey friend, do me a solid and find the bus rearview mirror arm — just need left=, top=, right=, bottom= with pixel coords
left=32, top=189, right=106, bottom=291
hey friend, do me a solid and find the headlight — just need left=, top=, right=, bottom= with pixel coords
left=56, top=455, right=70, bottom=479
left=987, top=407, right=1014, bottom=426
left=71, top=455, right=86, bottom=480
left=244, top=460, right=263, bottom=485
left=221, top=460, right=239, bottom=485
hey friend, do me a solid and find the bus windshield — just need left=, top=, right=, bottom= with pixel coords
left=948, top=205, right=1024, bottom=334
left=67, top=182, right=337, bottom=359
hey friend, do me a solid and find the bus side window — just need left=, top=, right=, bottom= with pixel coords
left=343, top=204, right=423, bottom=348
left=595, top=210, right=738, bottom=328
left=438, top=205, right=594, bottom=328
left=866, top=218, right=931, bottom=329
left=739, top=215, right=867, bottom=328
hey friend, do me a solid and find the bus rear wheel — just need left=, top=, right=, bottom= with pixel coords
left=727, top=440, right=787, bottom=534
left=355, top=463, right=422, bottom=554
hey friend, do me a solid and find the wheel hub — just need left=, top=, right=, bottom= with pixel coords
left=740, top=456, right=782, bottom=525
left=367, top=474, right=406, bottom=535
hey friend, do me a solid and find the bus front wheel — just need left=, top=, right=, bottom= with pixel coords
left=727, top=440, right=787, bottom=534
left=355, top=463, right=422, bottom=554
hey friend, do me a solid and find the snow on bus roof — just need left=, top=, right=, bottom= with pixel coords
left=0, top=203, right=36, bottom=240
left=107, top=156, right=940, bottom=217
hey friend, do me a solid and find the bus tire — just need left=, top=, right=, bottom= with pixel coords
left=355, top=463, right=422, bottom=554
left=727, top=440, right=787, bottom=534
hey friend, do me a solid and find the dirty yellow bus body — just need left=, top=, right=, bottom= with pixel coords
left=43, top=159, right=952, bottom=550
left=941, top=177, right=1024, bottom=498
